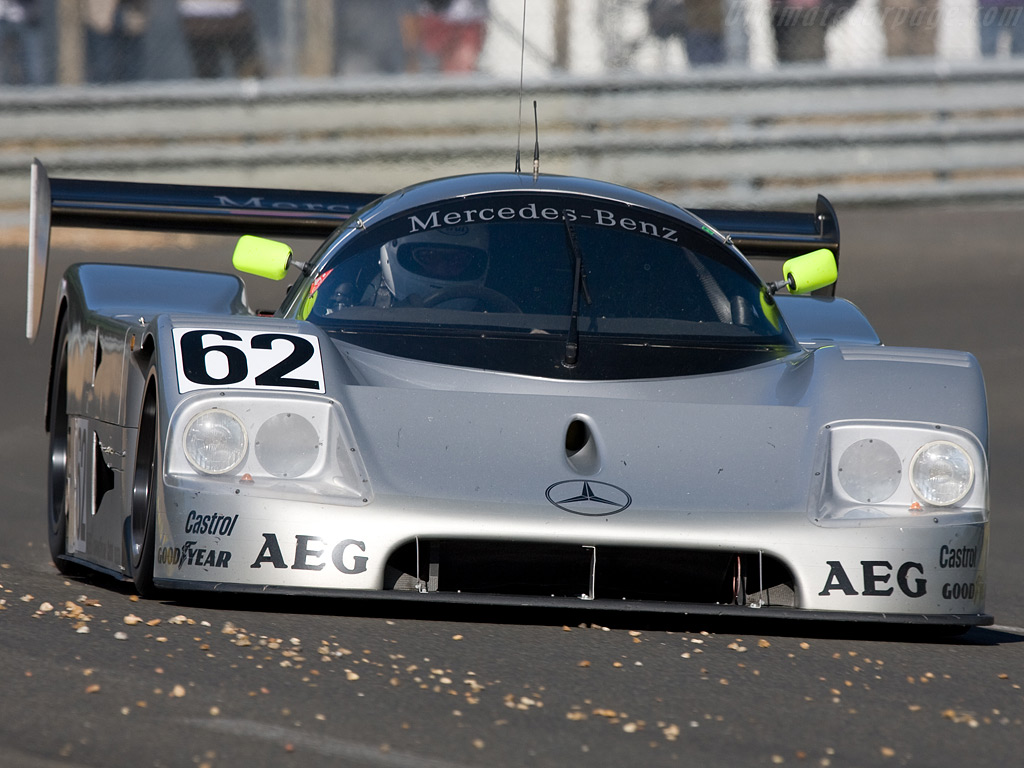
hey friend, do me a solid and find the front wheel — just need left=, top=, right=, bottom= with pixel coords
left=129, top=378, right=160, bottom=597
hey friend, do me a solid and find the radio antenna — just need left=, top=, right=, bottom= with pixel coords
left=532, top=100, right=540, bottom=180
left=514, top=0, right=527, bottom=173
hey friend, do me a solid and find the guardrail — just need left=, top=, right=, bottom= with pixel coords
left=3, top=59, right=1024, bottom=223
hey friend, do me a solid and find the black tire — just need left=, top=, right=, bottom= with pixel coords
left=46, top=317, right=86, bottom=576
left=128, top=378, right=160, bottom=598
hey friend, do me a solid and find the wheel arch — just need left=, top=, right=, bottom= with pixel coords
left=43, top=297, right=69, bottom=432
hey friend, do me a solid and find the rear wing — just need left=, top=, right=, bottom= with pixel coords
left=27, top=160, right=840, bottom=340
left=692, top=196, right=840, bottom=299
left=692, top=195, right=840, bottom=263
left=27, top=160, right=378, bottom=340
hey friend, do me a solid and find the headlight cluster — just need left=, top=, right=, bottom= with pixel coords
left=837, top=437, right=973, bottom=507
left=169, top=395, right=370, bottom=504
left=184, top=408, right=321, bottom=478
left=819, top=422, right=985, bottom=525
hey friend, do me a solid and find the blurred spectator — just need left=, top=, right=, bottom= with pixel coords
left=177, top=0, right=263, bottom=79
left=770, top=0, right=854, bottom=63
left=0, top=0, right=43, bottom=85
left=417, top=0, right=489, bottom=74
left=647, top=0, right=726, bottom=67
left=879, top=0, right=938, bottom=57
left=398, top=0, right=421, bottom=72
left=771, top=0, right=828, bottom=62
left=647, top=0, right=687, bottom=42
left=335, top=0, right=408, bottom=75
left=978, top=1, right=1024, bottom=57
left=84, top=0, right=149, bottom=83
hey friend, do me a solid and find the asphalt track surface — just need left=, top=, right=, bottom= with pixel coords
left=1, top=202, right=1022, bottom=768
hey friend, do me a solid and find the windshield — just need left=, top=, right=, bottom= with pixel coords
left=297, top=193, right=797, bottom=379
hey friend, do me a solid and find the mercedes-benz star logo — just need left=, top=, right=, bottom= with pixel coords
left=545, top=480, right=632, bottom=517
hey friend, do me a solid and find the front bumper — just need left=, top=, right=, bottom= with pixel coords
left=151, top=480, right=989, bottom=625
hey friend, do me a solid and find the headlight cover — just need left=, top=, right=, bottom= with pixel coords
left=183, top=409, right=247, bottom=474
left=255, top=412, right=321, bottom=478
left=815, top=421, right=985, bottom=526
left=167, top=395, right=371, bottom=504
left=910, top=440, right=974, bottom=506
left=837, top=438, right=901, bottom=503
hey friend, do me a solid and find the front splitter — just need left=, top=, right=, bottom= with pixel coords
left=154, top=577, right=992, bottom=629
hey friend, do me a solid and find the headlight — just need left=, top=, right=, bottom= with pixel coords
left=183, top=409, right=247, bottom=474
left=910, top=440, right=974, bottom=506
left=817, top=422, right=986, bottom=527
left=837, top=438, right=901, bottom=503
left=255, top=412, right=321, bottom=477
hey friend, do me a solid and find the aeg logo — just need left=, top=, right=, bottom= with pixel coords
left=250, top=534, right=368, bottom=574
left=818, top=560, right=926, bottom=598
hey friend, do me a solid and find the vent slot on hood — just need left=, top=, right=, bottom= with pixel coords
left=565, top=417, right=601, bottom=475
left=384, top=540, right=795, bottom=607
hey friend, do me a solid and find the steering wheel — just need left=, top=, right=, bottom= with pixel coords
left=421, top=285, right=522, bottom=313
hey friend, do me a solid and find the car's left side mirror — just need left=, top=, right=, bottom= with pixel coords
left=770, top=248, right=837, bottom=295
left=233, top=235, right=293, bottom=280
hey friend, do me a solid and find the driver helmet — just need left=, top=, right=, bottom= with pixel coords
left=379, top=226, right=488, bottom=307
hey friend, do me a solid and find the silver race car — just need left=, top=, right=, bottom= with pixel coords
left=28, top=160, right=989, bottom=630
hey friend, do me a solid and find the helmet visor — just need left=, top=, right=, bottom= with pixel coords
left=397, top=242, right=488, bottom=282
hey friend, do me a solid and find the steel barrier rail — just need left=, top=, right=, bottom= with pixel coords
left=6, top=120, right=1024, bottom=205
left=3, top=59, right=1024, bottom=216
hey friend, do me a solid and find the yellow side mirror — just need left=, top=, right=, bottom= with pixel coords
left=774, top=248, right=837, bottom=295
left=232, top=235, right=293, bottom=281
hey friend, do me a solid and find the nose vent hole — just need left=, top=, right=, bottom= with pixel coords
left=565, top=418, right=601, bottom=475
left=566, top=419, right=588, bottom=456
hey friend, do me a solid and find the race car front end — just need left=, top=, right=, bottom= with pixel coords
left=148, top=327, right=990, bottom=629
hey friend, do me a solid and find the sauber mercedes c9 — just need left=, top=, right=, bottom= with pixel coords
left=29, top=160, right=989, bottom=631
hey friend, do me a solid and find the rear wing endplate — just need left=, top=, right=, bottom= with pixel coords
left=27, top=160, right=379, bottom=340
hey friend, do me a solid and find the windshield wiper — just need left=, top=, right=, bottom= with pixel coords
left=562, top=218, right=591, bottom=367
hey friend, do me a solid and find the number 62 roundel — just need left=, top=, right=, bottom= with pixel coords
left=172, top=328, right=326, bottom=394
